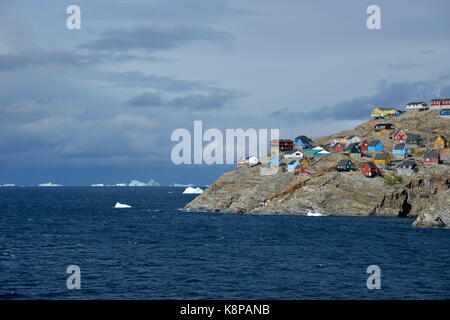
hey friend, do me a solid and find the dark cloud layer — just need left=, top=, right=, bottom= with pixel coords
left=0, top=50, right=141, bottom=71
left=128, top=89, right=243, bottom=110
left=79, top=25, right=234, bottom=53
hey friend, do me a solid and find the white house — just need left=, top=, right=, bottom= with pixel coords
left=345, top=135, right=362, bottom=146
left=284, top=151, right=303, bottom=160
left=247, top=156, right=259, bottom=167
left=405, top=102, right=428, bottom=111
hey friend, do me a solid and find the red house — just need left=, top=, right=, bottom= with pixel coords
left=294, top=165, right=308, bottom=175
left=393, top=130, right=407, bottom=141
left=361, top=162, right=379, bottom=177
left=361, top=140, right=369, bottom=152
left=332, top=142, right=345, bottom=153
left=422, top=151, right=440, bottom=164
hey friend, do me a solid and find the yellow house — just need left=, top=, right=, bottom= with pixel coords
left=374, top=153, right=391, bottom=165
left=434, top=136, right=448, bottom=149
left=301, top=159, right=310, bottom=167
left=371, top=107, right=399, bottom=119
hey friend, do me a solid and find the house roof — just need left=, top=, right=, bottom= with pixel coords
left=295, top=135, right=312, bottom=143
left=401, top=159, right=417, bottom=167
left=374, top=153, right=389, bottom=160
left=376, top=107, right=396, bottom=111
left=288, top=160, right=299, bottom=165
left=345, top=143, right=360, bottom=151
left=337, top=159, right=352, bottom=166
left=393, top=143, right=407, bottom=151
left=406, top=134, right=422, bottom=142
left=364, top=161, right=378, bottom=169
left=424, top=152, right=440, bottom=159
left=436, top=135, right=448, bottom=142
left=368, top=140, right=381, bottom=147
left=406, top=102, right=427, bottom=105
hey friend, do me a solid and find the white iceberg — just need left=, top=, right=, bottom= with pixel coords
left=1, top=184, right=16, bottom=187
left=128, top=180, right=147, bottom=187
left=182, top=186, right=204, bottom=194
left=307, top=212, right=327, bottom=217
left=146, top=179, right=160, bottom=186
left=114, top=202, right=131, bottom=208
left=38, top=182, right=62, bottom=187
left=91, top=184, right=105, bottom=187
left=115, top=183, right=127, bottom=187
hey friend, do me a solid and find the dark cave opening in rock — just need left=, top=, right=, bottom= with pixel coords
left=399, top=198, right=412, bottom=217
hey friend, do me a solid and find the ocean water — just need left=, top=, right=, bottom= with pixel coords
left=0, top=187, right=449, bottom=300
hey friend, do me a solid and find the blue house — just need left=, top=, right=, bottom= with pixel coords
left=440, top=109, right=450, bottom=117
left=267, top=157, right=283, bottom=165
left=295, top=136, right=313, bottom=148
left=287, top=160, right=300, bottom=172
left=368, top=140, right=385, bottom=151
left=392, top=143, right=408, bottom=160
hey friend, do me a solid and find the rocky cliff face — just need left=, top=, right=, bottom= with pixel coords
left=185, top=110, right=450, bottom=229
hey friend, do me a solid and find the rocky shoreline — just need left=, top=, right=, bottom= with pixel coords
left=185, top=110, right=450, bottom=229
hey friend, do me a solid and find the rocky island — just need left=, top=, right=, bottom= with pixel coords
left=185, top=109, right=450, bottom=229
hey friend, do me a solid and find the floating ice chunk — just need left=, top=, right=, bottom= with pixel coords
left=182, top=187, right=204, bottom=194
left=38, top=182, right=62, bottom=187
left=114, top=202, right=131, bottom=208
left=307, top=212, right=326, bottom=217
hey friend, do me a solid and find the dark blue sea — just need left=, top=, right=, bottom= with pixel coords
left=0, top=187, right=449, bottom=300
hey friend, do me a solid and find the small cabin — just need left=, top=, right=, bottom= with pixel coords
left=301, top=159, right=310, bottom=167
left=397, top=159, right=418, bottom=175
left=284, top=150, right=304, bottom=160
left=295, top=135, right=313, bottom=149
left=367, top=140, right=385, bottom=152
left=332, top=142, right=345, bottom=153
left=294, top=165, right=308, bottom=175
left=346, top=135, right=362, bottom=146
left=400, top=159, right=417, bottom=170
left=345, top=142, right=361, bottom=154
left=406, top=134, right=423, bottom=148
left=393, top=130, right=407, bottom=141
left=287, top=160, right=301, bottom=172
left=271, top=139, right=294, bottom=151
left=373, top=153, right=391, bottom=166
left=336, top=159, right=355, bottom=172
left=361, top=162, right=379, bottom=177
left=237, top=158, right=247, bottom=167
left=434, top=136, right=448, bottom=149
left=422, top=151, right=440, bottom=164
left=392, top=143, right=409, bottom=160
left=374, top=123, right=395, bottom=130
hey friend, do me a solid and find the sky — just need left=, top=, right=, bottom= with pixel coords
left=1, top=0, right=450, bottom=186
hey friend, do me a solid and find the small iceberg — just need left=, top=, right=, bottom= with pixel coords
left=114, top=202, right=131, bottom=208
left=307, top=212, right=326, bottom=217
left=182, top=186, right=204, bottom=194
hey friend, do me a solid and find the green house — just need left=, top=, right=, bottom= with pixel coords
left=345, top=142, right=361, bottom=154
left=337, top=159, right=355, bottom=171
